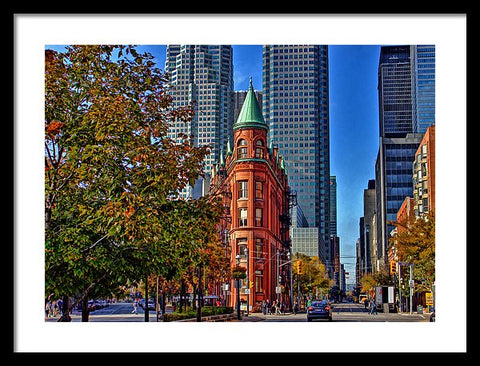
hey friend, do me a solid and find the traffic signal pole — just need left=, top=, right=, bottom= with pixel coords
left=409, top=264, right=413, bottom=314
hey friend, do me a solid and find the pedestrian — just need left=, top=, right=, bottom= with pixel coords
left=132, top=299, right=138, bottom=314
left=261, top=301, right=266, bottom=315
left=52, top=300, right=58, bottom=317
left=271, top=300, right=276, bottom=315
left=281, top=301, right=286, bottom=315
left=369, top=299, right=377, bottom=315
left=57, top=298, right=63, bottom=317
left=266, top=299, right=271, bottom=315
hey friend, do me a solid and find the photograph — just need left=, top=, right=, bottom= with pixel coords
left=14, top=14, right=467, bottom=353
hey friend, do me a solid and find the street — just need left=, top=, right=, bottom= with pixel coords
left=240, top=302, right=430, bottom=322
left=45, top=301, right=431, bottom=322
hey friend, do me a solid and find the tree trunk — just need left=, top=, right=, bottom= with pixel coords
left=144, top=274, right=149, bottom=322
left=192, top=283, right=197, bottom=311
left=196, top=266, right=202, bottom=322
left=179, top=281, right=185, bottom=312
left=161, top=289, right=166, bottom=317
left=58, top=295, right=71, bottom=322
left=81, top=297, right=89, bottom=322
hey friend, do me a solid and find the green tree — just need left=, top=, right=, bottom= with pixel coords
left=45, top=45, right=212, bottom=320
left=390, top=211, right=435, bottom=293
left=293, top=253, right=332, bottom=300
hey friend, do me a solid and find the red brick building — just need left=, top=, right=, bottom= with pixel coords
left=413, top=125, right=435, bottom=217
left=211, top=79, right=292, bottom=313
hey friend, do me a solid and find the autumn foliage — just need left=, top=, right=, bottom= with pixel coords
left=44, top=45, right=225, bottom=319
left=389, top=211, right=435, bottom=292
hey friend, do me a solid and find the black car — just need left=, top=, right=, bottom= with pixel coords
left=307, top=300, right=332, bottom=322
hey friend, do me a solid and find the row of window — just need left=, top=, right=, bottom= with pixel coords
left=237, top=139, right=265, bottom=160
left=238, top=207, right=263, bottom=227
left=236, top=237, right=269, bottom=292
left=238, top=180, right=263, bottom=199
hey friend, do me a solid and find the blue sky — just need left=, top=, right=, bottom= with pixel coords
left=47, top=44, right=381, bottom=283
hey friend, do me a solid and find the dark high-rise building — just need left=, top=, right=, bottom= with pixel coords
left=375, top=45, right=435, bottom=263
left=329, top=176, right=337, bottom=237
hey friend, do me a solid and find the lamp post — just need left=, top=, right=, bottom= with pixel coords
left=235, top=254, right=241, bottom=320
left=288, top=251, right=293, bottom=312
left=245, top=247, right=249, bottom=317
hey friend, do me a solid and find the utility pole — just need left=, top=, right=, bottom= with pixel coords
left=245, top=248, right=249, bottom=317
left=409, top=264, right=413, bottom=314
left=398, top=264, right=402, bottom=313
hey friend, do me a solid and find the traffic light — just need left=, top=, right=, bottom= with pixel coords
left=390, top=261, right=397, bottom=274
left=298, top=260, right=303, bottom=275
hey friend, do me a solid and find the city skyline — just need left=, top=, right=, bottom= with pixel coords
left=129, top=44, right=380, bottom=283
left=45, top=43, right=382, bottom=283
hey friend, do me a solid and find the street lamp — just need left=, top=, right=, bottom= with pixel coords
left=235, top=254, right=241, bottom=320
left=245, top=247, right=249, bottom=317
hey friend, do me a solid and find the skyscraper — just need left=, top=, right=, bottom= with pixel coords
left=411, top=45, right=436, bottom=134
left=165, top=45, right=234, bottom=197
left=375, top=45, right=435, bottom=263
left=262, top=45, right=331, bottom=271
left=329, top=176, right=337, bottom=237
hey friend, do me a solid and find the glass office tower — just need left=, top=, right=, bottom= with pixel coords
left=411, top=45, right=436, bottom=134
left=262, top=45, right=331, bottom=271
left=165, top=45, right=234, bottom=197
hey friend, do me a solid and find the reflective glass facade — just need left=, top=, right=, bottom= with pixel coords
left=378, top=46, right=413, bottom=137
left=411, top=45, right=436, bottom=133
left=262, top=45, right=331, bottom=269
left=165, top=45, right=234, bottom=184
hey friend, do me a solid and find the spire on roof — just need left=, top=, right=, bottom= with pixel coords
left=233, top=77, right=268, bottom=132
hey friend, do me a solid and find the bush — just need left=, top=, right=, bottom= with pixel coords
left=162, top=306, right=234, bottom=322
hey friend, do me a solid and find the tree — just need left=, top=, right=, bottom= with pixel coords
left=389, top=211, right=435, bottom=293
left=45, top=45, right=213, bottom=320
left=360, top=274, right=377, bottom=298
left=293, top=253, right=332, bottom=300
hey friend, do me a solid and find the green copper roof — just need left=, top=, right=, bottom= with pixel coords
left=233, top=77, right=268, bottom=132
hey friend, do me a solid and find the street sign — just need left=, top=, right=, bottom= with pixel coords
left=409, top=280, right=414, bottom=288
left=276, top=286, right=282, bottom=294
left=426, top=292, right=434, bottom=306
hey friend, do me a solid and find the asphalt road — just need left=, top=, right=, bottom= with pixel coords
left=45, top=301, right=431, bottom=322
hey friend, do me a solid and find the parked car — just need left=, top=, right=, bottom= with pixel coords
left=138, top=299, right=156, bottom=311
left=87, top=300, right=104, bottom=312
left=307, top=300, right=332, bottom=322
left=147, top=300, right=156, bottom=311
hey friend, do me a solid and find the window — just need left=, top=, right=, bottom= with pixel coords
left=255, top=270, right=264, bottom=293
left=239, top=208, right=248, bottom=227
left=255, top=238, right=263, bottom=259
left=255, top=139, right=264, bottom=158
left=255, top=208, right=263, bottom=227
left=255, top=181, right=263, bottom=199
left=237, top=238, right=247, bottom=257
left=238, top=180, right=248, bottom=199
left=237, top=139, right=247, bottom=159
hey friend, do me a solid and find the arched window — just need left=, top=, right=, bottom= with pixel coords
left=255, top=139, right=264, bottom=159
left=237, top=139, right=247, bottom=159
